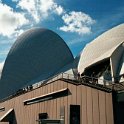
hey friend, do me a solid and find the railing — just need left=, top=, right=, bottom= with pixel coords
left=30, top=73, right=124, bottom=91
left=81, top=75, right=113, bottom=85
left=80, top=75, right=124, bottom=91
left=0, top=72, right=76, bottom=102
left=1, top=72, right=124, bottom=102
left=32, top=72, right=76, bottom=88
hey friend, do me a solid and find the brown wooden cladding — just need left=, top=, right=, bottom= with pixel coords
left=0, top=80, right=114, bottom=124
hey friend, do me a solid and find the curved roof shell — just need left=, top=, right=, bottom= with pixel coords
left=78, top=24, right=124, bottom=74
left=0, top=28, right=74, bottom=99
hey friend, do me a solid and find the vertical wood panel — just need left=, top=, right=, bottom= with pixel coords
left=81, top=86, right=87, bottom=124
left=67, top=83, right=72, bottom=124
left=14, top=95, right=22, bottom=124
left=42, top=85, right=46, bottom=113
left=63, top=81, right=68, bottom=124
left=44, top=85, right=48, bottom=113
left=76, top=85, right=82, bottom=105
left=71, top=84, right=77, bottom=105
left=53, top=81, right=58, bottom=119
left=60, top=81, right=64, bottom=106
left=56, top=80, right=64, bottom=120
left=21, top=93, right=28, bottom=123
left=49, top=83, right=54, bottom=118
left=28, top=91, right=35, bottom=124
left=92, top=89, right=100, bottom=124
left=39, top=86, right=43, bottom=115
left=105, top=93, right=114, bottom=124
left=76, top=85, right=82, bottom=123
left=34, top=86, right=41, bottom=122
left=33, top=89, right=39, bottom=124
left=99, top=90, right=107, bottom=124
left=87, top=87, right=93, bottom=124
left=67, top=82, right=77, bottom=124
left=47, top=83, right=51, bottom=118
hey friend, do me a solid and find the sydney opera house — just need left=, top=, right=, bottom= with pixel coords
left=0, top=24, right=124, bottom=124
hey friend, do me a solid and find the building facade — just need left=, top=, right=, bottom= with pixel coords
left=0, top=76, right=114, bottom=124
left=0, top=24, right=124, bottom=124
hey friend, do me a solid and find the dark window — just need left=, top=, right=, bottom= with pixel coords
left=0, top=107, right=5, bottom=112
left=39, top=113, right=48, bottom=120
left=70, top=105, right=80, bottom=124
left=24, top=88, right=69, bottom=105
left=114, top=102, right=124, bottom=124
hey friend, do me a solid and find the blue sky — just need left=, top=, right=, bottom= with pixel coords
left=0, top=0, right=124, bottom=69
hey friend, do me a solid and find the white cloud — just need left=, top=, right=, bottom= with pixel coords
left=0, top=0, right=95, bottom=38
left=17, top=0, right=64, bottom=23
left=60, top=11, right=95, bottom=35
left=11, top=0, right=18, bottom=2
left=0, top=3, right=29, bottom=37
left=54, top=5, right=64, bottom=15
